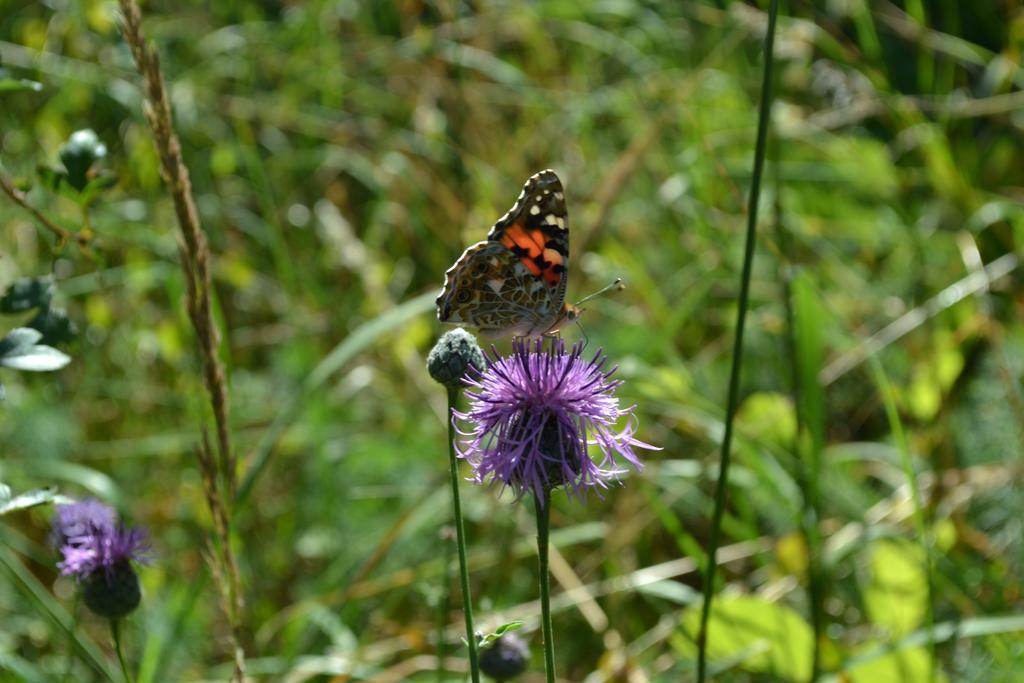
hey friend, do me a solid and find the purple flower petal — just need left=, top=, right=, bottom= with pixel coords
left=53, top=500, right=149, bottom=580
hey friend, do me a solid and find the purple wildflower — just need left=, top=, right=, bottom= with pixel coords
left=52, top=499, right=149, bottom=618
left=455, top=338, right=655, bottom=502
left=53, top=499, right=148, bottom=580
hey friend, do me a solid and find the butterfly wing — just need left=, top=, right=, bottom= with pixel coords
left=436, top=169, right=571, bottom=337
left=436, top=241, right=562, bottom=337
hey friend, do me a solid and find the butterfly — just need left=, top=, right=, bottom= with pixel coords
left=436, top=169, right=579, bottom=338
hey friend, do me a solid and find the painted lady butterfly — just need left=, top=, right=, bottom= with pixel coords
left=437, top=169, right=579, bottom=338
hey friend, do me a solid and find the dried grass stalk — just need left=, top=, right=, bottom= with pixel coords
left=118, top=0, right=245, bottom=678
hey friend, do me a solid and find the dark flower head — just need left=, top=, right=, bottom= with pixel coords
left=455, top=338, right=655, bottom=502
left=428, top=328, right=485, bottom=391
left=479, top=633, right=530, bottom=680
left=53, top=500, right=149, bottom=606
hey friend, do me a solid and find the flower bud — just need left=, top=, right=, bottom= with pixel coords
left=59, top=129, right=107, bottom=191
left=427, top=329, right=484, bottom=391
left=479, top=633, right=529, bottom=680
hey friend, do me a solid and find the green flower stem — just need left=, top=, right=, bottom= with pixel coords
left=534, top=491, right=555, bottom=683
left=696, top=1, right=779, bottom=681
left=446, top=387, right=481, bottom=683
left=111, top=619, right=132, bottom=683
left=438, top=523, right=453, bottom=683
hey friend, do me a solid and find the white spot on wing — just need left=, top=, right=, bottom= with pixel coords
left=545, top=214, right=558, bottom=225
left=487, top=278, right=504, bottom=293
left=530, top=205, right=540, bottom=215
left=554, top=192, right=564, bottom=200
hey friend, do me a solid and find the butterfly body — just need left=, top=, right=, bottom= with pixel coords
left=437, top=169, right=575, bottom=338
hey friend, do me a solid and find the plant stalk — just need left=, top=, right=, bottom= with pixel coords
left=446, top=387, right=480, bottom=682
left=111, top=619, right=132, bottom=683
left=117, top=2, right=244, bottom=679
left=535, top=491, right=555, bottom=683
left=696, top=1, right=779, bottom=680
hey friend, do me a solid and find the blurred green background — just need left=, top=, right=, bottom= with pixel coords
left=2, top=0, right=1024, bottom=680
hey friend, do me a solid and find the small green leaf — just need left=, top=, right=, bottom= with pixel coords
left=0, top=77, right=43, bottom=92
left=0, top=68, right=43, bottom=92
left=478, top=621, right=524, bottom=648
left=0, top=327, right=43, bottom=354
left=0, top=485, right=63, bottom=516
left=0, top=277, right=54, bottom=314
left=0, top=345, right=71, bottom=372
left=0, top=328, right=71, bottom=371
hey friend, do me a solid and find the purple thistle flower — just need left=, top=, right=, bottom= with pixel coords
left=455, top=338, right=656, bottom=502
left=52, top=499, right=149, bottom=618
left=53, top=499, right=148, bottom=579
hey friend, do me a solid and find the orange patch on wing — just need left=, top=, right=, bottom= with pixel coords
left=500, top=221, right=550, bottom=277
left=501, top=222, right=546, bottom=258
left=522, top=259, right=542, bottom=276
left=540, top=246, right=565, bottom=286
left=541, top=267, right=561, bottom=287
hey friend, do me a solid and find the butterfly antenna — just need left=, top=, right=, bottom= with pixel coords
left=574, top=315, right=589, bottom=348
left=573, top=277, right=624, bottom=308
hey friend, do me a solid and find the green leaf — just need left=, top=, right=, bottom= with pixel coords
left=862, top=538, right=928, bottom=636
left=678, top=595, right=813, bottom=681
left=0, top=77, right=43, bottom=92
left=0, top=327, right=71, bottom=371
left=792, top=272, right=825, bottom=457
left=0, top=485, right=64, bottom=516
left=0, top=277, right=54, bottom=314
left=478, top=621, right=525, bottom=647
left=0, top=327, right=43, bottom=353
left=847, top=646, right=947, bottom=683
left=0, top=68, right=43, bottom=93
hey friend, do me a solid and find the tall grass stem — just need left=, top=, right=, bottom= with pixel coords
left=446, top=387, right=480, bottom=682
left=117, top=1, right=244, bottom=678
left=695, top=1, right=779, bottom=680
